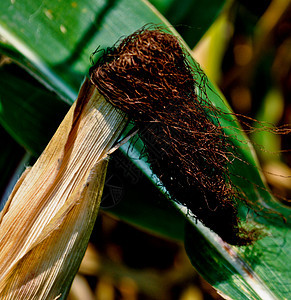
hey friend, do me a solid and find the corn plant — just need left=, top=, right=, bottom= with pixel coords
left=0, top=0, right=290, bottom=299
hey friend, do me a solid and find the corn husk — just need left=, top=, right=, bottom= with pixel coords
left=0, top=78, right=127, bottom=299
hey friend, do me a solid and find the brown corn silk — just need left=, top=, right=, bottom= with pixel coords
left=90, top=28, right=260, bottom=245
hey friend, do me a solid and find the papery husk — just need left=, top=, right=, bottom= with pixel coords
left=0, top=78, right=127, bottom=299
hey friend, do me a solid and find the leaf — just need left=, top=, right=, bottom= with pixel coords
left=0, top=81, right=127, bottom=298
left=0, top=64, right=69, bottom=155
left=148, top=0, right=227, bottom=47
left=0, top=0, right=290, bottom=299
left=0, top=126, right=25, bottom=202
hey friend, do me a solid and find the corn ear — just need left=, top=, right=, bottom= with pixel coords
left=0, top=78, right=127, bottom=299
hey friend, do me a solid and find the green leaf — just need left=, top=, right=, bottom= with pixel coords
left=148, top=0, right=227, bottom=47
left=251, top=88, right=284, bottom=162
left=0, top=126, right=25, bottom=203
left=0, top=0, right=290, bottom=299
left=0, top=64, right=69, bottom=155
left=0, top=0, right=172, bottom=101
left=184, top=220, right=291, bottom=300
left=105, top=151, right=186, bottom=241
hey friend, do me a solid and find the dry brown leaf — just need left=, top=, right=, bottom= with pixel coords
left=0, top=78, right=127, bottom=299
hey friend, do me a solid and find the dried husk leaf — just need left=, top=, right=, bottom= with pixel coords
left=0, top=78, right=127, bottom=299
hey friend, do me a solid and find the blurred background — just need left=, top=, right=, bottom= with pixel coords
left=1, top=0, right=290, bottom=299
